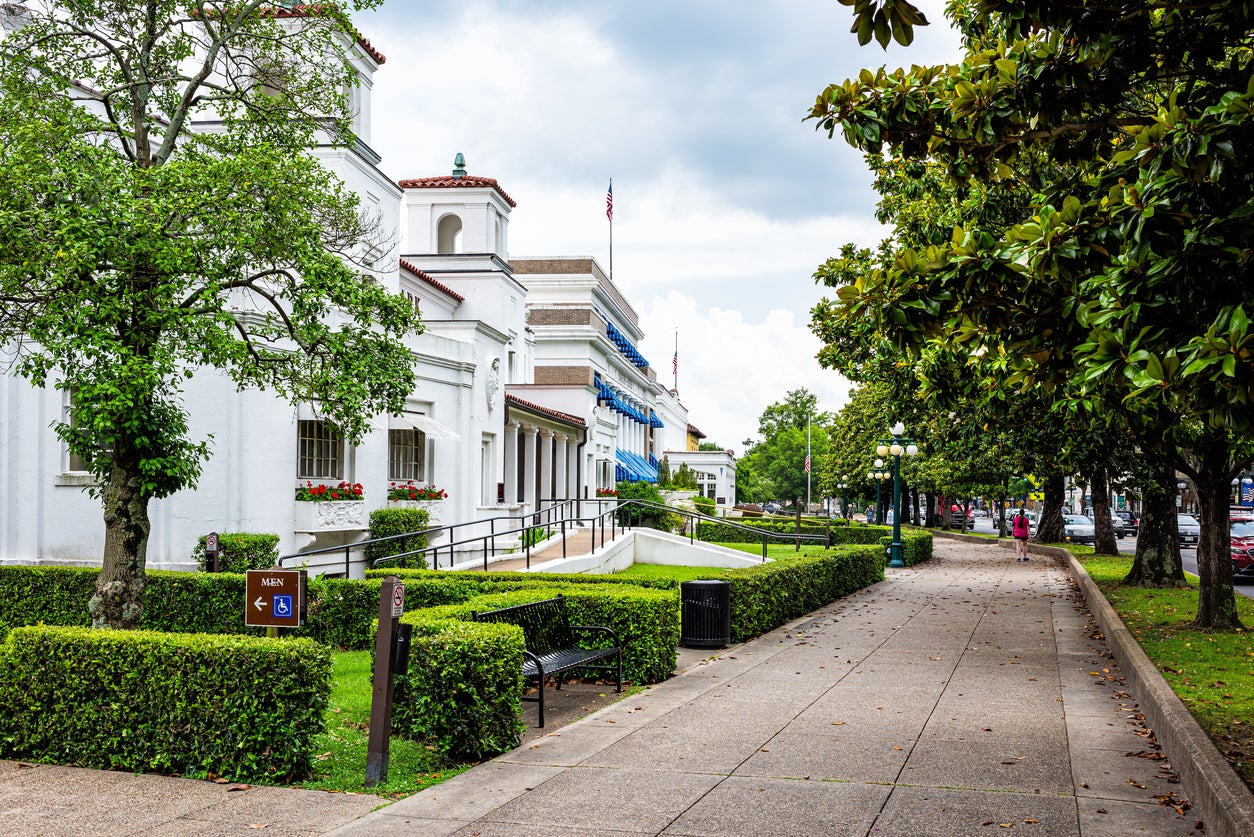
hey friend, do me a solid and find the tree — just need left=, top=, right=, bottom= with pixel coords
left=819, top=0, right=1248, bottom=628
left=0, top=1, right=418, bottom=628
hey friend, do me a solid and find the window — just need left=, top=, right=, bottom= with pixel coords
left=389, top=428, right=427, bottom=481
left=298, top=420, right=344, bottom=480
left=437, top=214, right=463, bottom=254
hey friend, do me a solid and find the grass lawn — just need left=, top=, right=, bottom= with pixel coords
left=715, top=542, right=833, bottom=560
left=1077, top=554, right=1254, bottom=791
left=290, top=651, right=470, bottom=799
left=616, top=563, right=734, bottom=582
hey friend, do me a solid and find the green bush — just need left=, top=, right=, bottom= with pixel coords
left=366, top=567, right=681, bottom=592
left=721, top=546, right=884, bottom=642
left=193, top=532, right=280, bottom=573
left=521, top=527, right=550, bottom=548
left=692, top=495, right=715, bottom=516
left=365, top=507, right=430, bottom=569
left=393, top=618, right=526, bottom=761
left=0, top=626, right=331, bottom=782
left=614, top=481, right=675, bottom=530
left=393, top=584, right=679, bottom=760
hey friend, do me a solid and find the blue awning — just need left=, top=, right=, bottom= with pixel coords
left=605, top=321, right=650, bottom=368
left=615, top=449, right=658, bottom=483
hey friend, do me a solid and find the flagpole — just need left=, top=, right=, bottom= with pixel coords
left=607, top=178, right=613, bottom=283
left=673, top=329, right=678, bottom=392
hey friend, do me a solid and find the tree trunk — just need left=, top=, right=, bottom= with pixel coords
left=924, top=492, right=938, bottom=527
left=1090, top=467, right=1118, bottom=556
left=89, top=462, right=152, bottom=629
left=1124, top=457, right=1185, bottom=587
left=1035, top=474, right=1066, bottom=542
left=1191, top=436, right=1243, bottom=630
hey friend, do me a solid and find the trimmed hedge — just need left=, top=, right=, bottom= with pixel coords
left=392, top=584, right=679, bottom=759
left=366, top=507, right=430, bottom=569
left=193, top=532, right=280, bottom=573
left=0, top=626, right=331, bottom=782
left=393, top=618, right=526, bottom=761
left=721, top=545, right=885, bottom=641
left=366, top=566, right=680, bottom=592
left=696, top=519, right=892, bottom=545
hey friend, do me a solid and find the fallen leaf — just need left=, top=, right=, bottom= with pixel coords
left=227, top=784, right=251, bottom=792
left=247, top=825, right=268, bottom=830
left=1024, top=819, right=1038, bottom=824
left=1129, top=780, right=1147, bottom=789
left=832, top=722, right=846, bottom=726
left=1096, top=809, right=1108, bottom=814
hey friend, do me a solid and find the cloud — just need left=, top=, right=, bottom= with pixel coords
left=354, top=1, right=961, bottom=443
left=637, top=291, right=853, bottom=451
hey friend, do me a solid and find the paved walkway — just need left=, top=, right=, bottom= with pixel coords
left=1, top=541, right=1207, bottom=836
left=331, top=541, right=1202, bottom=836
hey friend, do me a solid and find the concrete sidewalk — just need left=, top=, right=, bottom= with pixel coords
left=329, top=540, right=1204, bottom=836
left=0, top=541, right=1215, bottom=836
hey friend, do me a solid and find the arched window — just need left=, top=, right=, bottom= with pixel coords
left=437, top=214, right=463, bottom=254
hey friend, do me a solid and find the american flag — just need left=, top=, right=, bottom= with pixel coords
left=606, top=181, right=613, bottom=221
left=804, top=453, right=811, bottom=473
left=672, top=351, right=677, bottom=374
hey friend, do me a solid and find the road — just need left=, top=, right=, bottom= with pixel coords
left=960, top=514, right=1254, bottom=600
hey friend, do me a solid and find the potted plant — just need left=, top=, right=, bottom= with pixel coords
left=294, top=481, right=366, bottom=531
left=387, top=481, right=448, bottom=525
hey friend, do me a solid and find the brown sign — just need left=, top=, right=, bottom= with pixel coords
left=245, top=568, right=306, bottom=628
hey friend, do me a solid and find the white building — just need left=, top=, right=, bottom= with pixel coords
left=0, top=18, right=717, bottom=575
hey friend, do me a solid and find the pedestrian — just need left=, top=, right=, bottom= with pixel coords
left=866, top=504, right=874, bottom=524
left=1012, top=508, right=1030, bottom=561
left=885, top=506, right=895, bottom=525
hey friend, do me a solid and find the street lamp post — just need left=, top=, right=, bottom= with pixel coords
left=836, top=474, right=849, bottom=520
left=869, top=460, right=891, bottom=524
left=877, top=421, right=920, bottom=568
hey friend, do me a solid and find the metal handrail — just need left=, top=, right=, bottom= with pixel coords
left=278, top=496, right=834, bottom=575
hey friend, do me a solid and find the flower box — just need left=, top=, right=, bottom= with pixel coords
left=294, top=500, right=366, bottom=532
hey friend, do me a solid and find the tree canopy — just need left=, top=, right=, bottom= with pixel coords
left=0, top=1, right=419, bottom=628
left=817, top=0, right=1251, bottom=627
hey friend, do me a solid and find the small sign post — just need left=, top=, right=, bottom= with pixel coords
left=245, top=568, right=307, bottom=631
left=366, top=576, right=405, bottom=788
left=205, top=531, right=220, bottom=573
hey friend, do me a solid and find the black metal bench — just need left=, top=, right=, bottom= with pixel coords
left=471, top=595, right=622, bottom=728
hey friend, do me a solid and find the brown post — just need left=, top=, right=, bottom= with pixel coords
left=365, top=576, right=402, bottom=788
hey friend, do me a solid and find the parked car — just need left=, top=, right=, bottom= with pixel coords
left=1108, top=514, right=1127, bottom=539
left=1115, top=510, right=1139, bottom=537
left=763, top=502, right=784, bottom=515
left=1177, top=513, right=1201, bottom=547
left=1062, top=514, right=1096, bottom=545
left=1232, top=517, right=1254, bottom=581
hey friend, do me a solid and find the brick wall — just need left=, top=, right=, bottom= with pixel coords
left=534, top=365, right=594, bottom=386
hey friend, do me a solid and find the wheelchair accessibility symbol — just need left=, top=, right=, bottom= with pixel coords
left=273, top=595, right=293, bottom=618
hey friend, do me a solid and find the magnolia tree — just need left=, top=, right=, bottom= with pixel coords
left=0, top=1, right=420, bottom=628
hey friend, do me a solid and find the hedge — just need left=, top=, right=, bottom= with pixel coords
left=695, top=519, right=891, bottom=544
left=720, top=545, right=885, bottom=641
left=192, top=532, right=280, bottom=573
left=0, top=567, right=456, bottom=651
left=393, top=618, right=526, bottom=761
left=366, top=566, right=680, bottom=592
left=392, top=584, right=679, bottom=759
left=0, top=626, right=331, bottom=783
left=366, top=507, right=430, bottom=569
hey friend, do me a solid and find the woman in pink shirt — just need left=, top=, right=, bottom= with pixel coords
left=1012, top=509, right=1030, bottom=561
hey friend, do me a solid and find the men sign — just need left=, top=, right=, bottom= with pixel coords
left=245, top=568, right=307, bottom=628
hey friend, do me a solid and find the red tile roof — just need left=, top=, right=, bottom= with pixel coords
left=687, top=423, right=706, bottom=438
left=505, top=394, right=586, bottom=427
left=399, top=259, right=465, bottom=302
left=398, top=175, right=518, bottom=208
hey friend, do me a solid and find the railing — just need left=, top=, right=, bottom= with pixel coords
left=278, top=498, right=834, bottom=575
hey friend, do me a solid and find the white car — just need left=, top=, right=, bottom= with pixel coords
left=1178, top=514, right=1201, bottom=546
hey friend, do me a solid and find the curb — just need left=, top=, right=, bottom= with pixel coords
left=1064, top=552, right=1254, bottom=837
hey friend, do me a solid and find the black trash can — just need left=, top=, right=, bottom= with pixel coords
left=680, top=579, right=731, bottom=648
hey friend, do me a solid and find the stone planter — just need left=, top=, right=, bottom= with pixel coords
left=388, top=498, right=444, bottom=526
left=294, top=500, right=366, bottom=532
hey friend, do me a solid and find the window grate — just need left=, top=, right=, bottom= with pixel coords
left=298, top=420, right=343, bottom=479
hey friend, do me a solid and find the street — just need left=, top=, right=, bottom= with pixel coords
left=960, top=514, right=1254, bottom=600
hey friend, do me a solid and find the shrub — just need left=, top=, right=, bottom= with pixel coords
left=193, top=532, right=280, bottom=573
left=521, top=527, right=550, bottom=548
left=365, top=507, right=430, bottom=569
left=393, top=584, right=679, bottom=760
left=0, top=626, right=331, bottom=783
left=721, top=545, right=884, bottom=642
left=614, top=481, right=673, bottom=530
left=392, top=618, right=526, bottom=761
left=692, top=495, right=715, bottom=516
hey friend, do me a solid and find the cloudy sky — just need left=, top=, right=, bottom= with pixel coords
left=356, top=1, right=963, bottom=449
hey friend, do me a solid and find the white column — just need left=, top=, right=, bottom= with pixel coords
left=539, top=429, right=554, bottom=504
left=569, top=440, right=581, bottom=499
left=555, top=434, right=569, bottom=500
left=522, top=425, right=538, bottom=512
left=503, top=421, right=519, bottom=504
